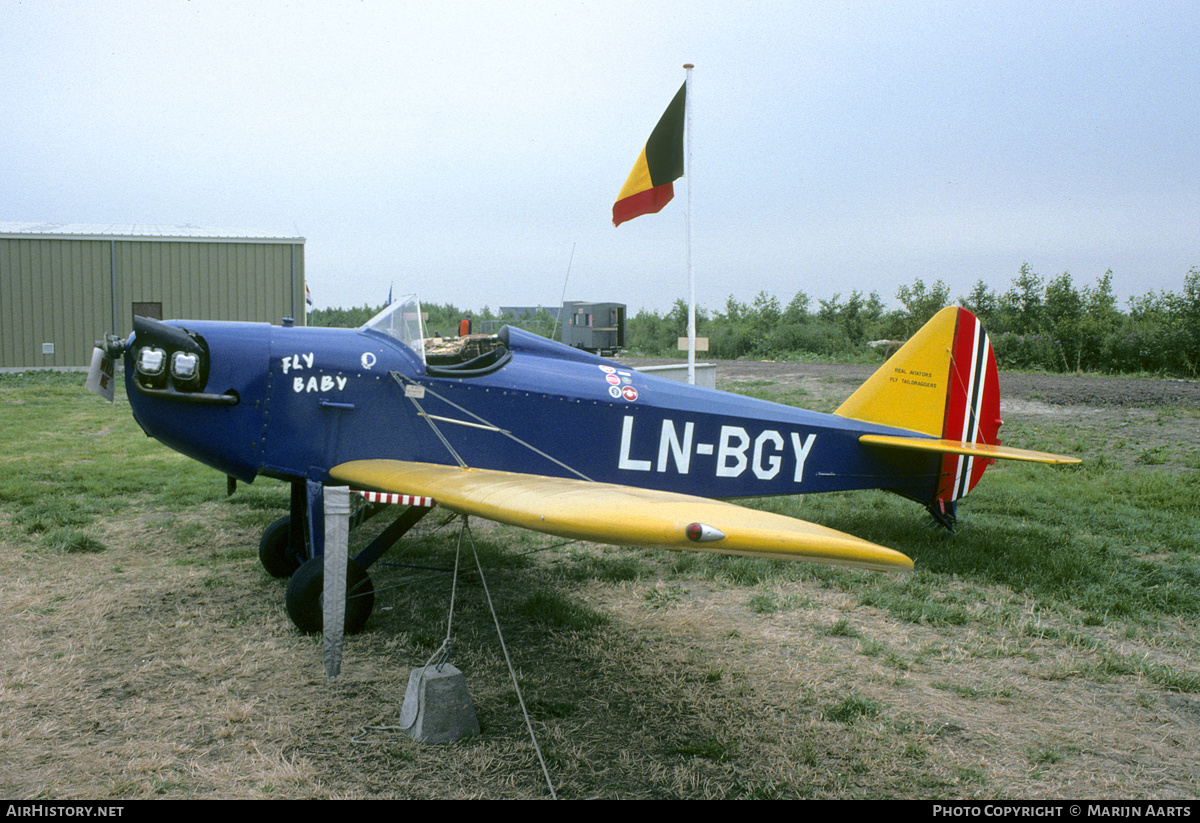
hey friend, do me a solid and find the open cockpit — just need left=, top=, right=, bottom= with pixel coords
left=364, top=295, right=511, bottom=377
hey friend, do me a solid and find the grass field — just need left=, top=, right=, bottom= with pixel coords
left=1, top=369, right=1198, bottom=799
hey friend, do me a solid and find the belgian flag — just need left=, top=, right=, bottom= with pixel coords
left=612, top=82, right=686, bottom=227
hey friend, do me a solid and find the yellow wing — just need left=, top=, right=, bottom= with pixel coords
left=330, top=459, right=913, bottom=573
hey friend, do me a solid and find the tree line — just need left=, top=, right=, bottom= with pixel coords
left=309, top=265, right=1200, bottom=377
left=629, top=265, right=1200, bottom=377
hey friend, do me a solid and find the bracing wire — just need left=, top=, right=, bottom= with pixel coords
left=396, top=521, right=464, bottom=735
left=551, top=242, right=576, bottom=343
left=462, top=517, right=558, bottom=799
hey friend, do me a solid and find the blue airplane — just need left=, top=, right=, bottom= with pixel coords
left=91, top=296, right=1078, bottom=633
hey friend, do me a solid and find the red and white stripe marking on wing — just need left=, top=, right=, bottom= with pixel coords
left=352, top=490, right=436, bottom=507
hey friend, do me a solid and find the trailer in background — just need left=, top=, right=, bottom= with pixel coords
left=561, top=301, right=625, bottom=356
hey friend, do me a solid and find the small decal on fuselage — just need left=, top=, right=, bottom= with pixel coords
left=618, top=415, right=816, bottom=482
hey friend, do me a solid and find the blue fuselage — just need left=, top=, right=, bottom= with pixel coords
left=125, top=320, right=939, bottom=503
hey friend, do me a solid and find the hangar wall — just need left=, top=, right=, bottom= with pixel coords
left=0, top=225, right=305, bottom=369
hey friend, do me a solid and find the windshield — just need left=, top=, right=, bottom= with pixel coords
left=365, top=294, right=426, bottom=363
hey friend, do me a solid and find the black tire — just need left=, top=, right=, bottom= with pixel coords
left=284, top=555, right=375, bottom=634
left=259, top=516, right=303, bottom=579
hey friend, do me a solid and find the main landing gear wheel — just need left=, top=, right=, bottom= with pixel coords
left=284, top=555, right=375, bottom=634
left=258, top=516, right=304, bottom=579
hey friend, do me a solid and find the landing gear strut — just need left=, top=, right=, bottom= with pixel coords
left=257, top=481, right=310, bottom=579
left=258, top=515, right=304, bottom=578
left=260, top=479, right=433, bottom=634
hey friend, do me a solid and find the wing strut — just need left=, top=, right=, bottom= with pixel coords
left=388, top=370, right=594, bottom=481
left=389, top=371, right=470, bottom=469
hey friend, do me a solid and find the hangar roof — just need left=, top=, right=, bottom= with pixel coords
left=0, top=222, right=304, bottom=243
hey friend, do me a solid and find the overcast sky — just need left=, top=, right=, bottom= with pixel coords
left=3, top=1, right=1197, bottom=317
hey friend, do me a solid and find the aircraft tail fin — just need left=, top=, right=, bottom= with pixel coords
left=835, top=307, right=1002, bottom=507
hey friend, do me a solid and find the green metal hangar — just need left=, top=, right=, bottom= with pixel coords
left=0, top=223, right=306, bottom=369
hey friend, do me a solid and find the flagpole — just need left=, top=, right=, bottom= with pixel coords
left=683, top=63, right=695, bottom=385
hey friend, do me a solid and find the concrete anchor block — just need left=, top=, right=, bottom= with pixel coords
left=399, top=663, right=481, bottom=743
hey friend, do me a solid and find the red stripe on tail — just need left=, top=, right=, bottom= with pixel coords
left=937, top=308, right=1002, bottom=503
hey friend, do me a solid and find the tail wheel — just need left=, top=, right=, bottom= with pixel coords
left=284, top=555, right=375, bottom=634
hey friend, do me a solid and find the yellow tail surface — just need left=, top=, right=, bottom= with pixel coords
left=836, top=307, right=1005, bottom=505
left=836, top=307, right=972, bottom=437
left=836, top=307, right=1079, bottom=512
